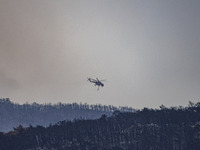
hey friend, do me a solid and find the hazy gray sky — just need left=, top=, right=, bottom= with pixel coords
left=0, top=0, right=200, bottom=108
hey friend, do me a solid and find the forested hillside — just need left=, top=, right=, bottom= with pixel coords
left=0, top=98, right=134, bottom=132
left=0, top=101, right=200, bottom=150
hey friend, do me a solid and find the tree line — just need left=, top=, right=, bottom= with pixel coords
left=0, top=98, right=134, bottom=132
left=0, top=101, right=199, bottom=150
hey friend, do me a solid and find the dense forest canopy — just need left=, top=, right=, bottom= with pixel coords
left=0, top=100, right=200, bottom=150
left=0, top=98, right=134, bottom=132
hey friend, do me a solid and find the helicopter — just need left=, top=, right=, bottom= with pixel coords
left=87, top=78, right=105, bottom=90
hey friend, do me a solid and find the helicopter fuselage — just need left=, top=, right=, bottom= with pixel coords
left=88, top=78, right=104, bottom=90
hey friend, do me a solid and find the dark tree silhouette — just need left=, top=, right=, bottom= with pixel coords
left=0, top=101, right=200, bottom=150
left=0, top=98, right=135, bottom=132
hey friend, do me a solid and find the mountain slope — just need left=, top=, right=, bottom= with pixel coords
left=1, top=102, right=200, bottom=150
left=0, top=98, right=134, bottom=132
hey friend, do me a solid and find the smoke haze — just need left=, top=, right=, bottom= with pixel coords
left=0, top=0, right=200, bottom=108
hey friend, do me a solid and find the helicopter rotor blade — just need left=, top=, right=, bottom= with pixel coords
left=100, top=79, right=106, bottom=82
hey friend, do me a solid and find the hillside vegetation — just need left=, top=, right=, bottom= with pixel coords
left=0, top=101, right=200, bottom=150
left=0, top=98, right=134, bottom=132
